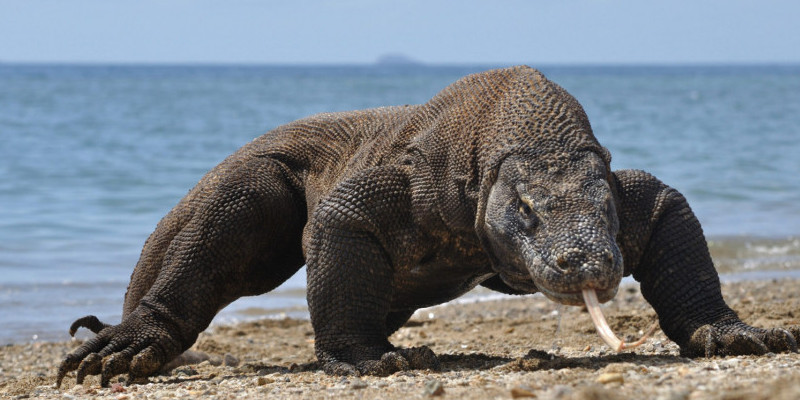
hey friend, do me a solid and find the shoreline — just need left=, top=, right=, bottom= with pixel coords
left=2, top=234, right=798, bottom=345
left=2, top=278, right=799, bottom=399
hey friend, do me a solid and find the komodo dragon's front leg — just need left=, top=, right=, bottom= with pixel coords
left=613, top=169, right=799, bottom=356
left=57, top=157, right=306, bottom=387
left=304, top=166, right=439, bottom=376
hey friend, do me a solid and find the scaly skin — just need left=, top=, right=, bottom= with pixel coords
left=57, top=66, right=797, bottom=387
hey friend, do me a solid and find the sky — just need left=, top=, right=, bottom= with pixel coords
left=1, top=0, right=798, bottom=65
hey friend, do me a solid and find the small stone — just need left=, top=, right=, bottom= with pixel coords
left=110, top=383, right=126, bottom=393
left=256, top=376, right=274, bottom=386
left=510, top=386, right=537, bottom=398
left=223, top=353, right=240, bottom=367
left=424, top=379, right=445, bottom=396
left=68, top=384, right=84, bottom=393
left=600, top=362, right=635, bottom=374
left=661, top=389, right=691, bottom=400
left=596, top=372, right=624, bottom=385
left=704, top=362, right=720, bottom=371
left=719, top=359, right=740, bottom=369
left=351, top=378, right=368, bottom=389
left=551, top=385, right=572, bottom=397
left=174, top=365, right=199, bottom=376
left=471, top=375, right=487, bottom=386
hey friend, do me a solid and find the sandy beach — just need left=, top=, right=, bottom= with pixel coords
left=2, top=278, right=799, bottom=400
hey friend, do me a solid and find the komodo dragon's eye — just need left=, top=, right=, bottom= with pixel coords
left=517, top=193, right=537, bottom=217
left=517, top=197, right=538, bottom=231
left=519, top=201, right=533, bottom=217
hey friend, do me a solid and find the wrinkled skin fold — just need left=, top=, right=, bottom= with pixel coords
left=57, top=66, right=798, bottom=388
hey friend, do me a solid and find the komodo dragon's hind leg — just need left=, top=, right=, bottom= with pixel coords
left=57, top=156, right=306, bottom=387
left=612, top=169, right=798, bottom=357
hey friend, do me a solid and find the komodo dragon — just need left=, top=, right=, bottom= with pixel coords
left=57, top=66, right=798, bottom=387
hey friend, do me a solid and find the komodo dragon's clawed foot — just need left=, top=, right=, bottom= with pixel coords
left=56, top=307, right=184, bottom=388
left=323, top=346, right=440, bottom=377
left=682, top=322, right=798, bottom=357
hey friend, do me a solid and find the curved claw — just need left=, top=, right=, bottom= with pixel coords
left=69, top=315, right=112, bottom=336
left=723, top=331, right=769, bottom=356
left=763, top=327, right=798, bottom=353
left=323, top=361, right=359, bottom=376
left=56, top=353, right=84, bottom=388
left=75, top=353, right=103, bottom=384
left=101, top=352, right=134, bottom=387
left=129, top=346, right=165, bottom=378
left=787, top=326, right=800, bottom=342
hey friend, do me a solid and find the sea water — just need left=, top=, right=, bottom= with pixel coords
left=1, top=64, right=799, bottom=344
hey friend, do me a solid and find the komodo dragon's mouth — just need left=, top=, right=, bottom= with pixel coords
left=582, top=288, right=659, bottom=351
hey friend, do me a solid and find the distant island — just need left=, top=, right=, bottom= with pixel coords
left=375, top=54, right=423, bottom=66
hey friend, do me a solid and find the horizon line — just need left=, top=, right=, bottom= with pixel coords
left=2, top=60, right=800, bottom=68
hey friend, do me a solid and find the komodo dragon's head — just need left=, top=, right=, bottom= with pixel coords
left=473, top=67, right=623, bottom=307
left=479, top=149, right=622, bottom=306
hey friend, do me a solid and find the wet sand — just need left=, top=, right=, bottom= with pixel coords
left=2, top=278, right=799, bottom=399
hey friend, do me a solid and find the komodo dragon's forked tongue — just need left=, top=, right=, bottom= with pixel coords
left=582, top=288, right=659, bottom=351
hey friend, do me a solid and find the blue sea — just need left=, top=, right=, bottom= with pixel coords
left=2, top=64, right=799, bottom=345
